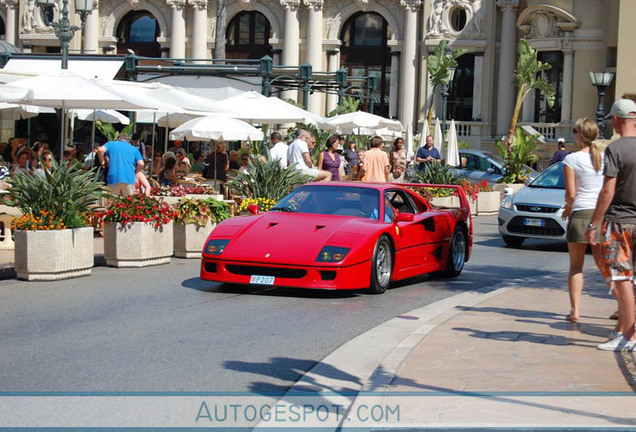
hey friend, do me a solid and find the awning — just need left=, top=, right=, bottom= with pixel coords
left=1, top=58, right=125, bottom=81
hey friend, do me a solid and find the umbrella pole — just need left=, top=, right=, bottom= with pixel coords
left=164, top=113, right=169, bottom=153
left=59, top=108, right=65, bottom=164
left=151, top=112, right=156, bottom=174
left=91, top=109, right=96, bottom=149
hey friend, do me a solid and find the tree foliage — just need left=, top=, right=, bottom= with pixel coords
left=96, top=120, right=135, bottom=142
left=496, top=127, right=539, bottom=184
left=426, top=40, right=466, bottom=128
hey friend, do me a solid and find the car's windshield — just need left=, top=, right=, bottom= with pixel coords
left=272, top=185, right=381, bottom=220
left=528, top=162, right=564, bottom=189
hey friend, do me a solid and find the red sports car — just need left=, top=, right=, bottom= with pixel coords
left=200, top=183, right=472, bottom=294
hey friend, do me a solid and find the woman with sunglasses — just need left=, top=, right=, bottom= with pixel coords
left=151, top=151, right=163, bottom=179
left=561, top=118, right=604, bottom=323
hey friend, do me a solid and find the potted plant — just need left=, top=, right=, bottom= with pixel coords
left=102, top=194, right=174, bottom=267
left=414, top=162, right=460, bottom=208
left=173, top=197, right=230, bottom=258
left=6, top=164, right=106, bottom=281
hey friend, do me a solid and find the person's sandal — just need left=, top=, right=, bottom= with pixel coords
left=609, top=310, right=619, bottom=320
left=565, top=314, right=580, bottom=323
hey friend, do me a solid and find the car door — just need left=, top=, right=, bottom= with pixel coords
left=388, top=189, right=449, bottom=278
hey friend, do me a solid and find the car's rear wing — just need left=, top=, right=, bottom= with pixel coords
left=399, top=182, right=472, bottom=219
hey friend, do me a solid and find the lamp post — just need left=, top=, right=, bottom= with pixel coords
left=35, top=0, right=94, bottom=70
left=589, top=71, right=615, bottom=139
left=441, top=47, right=456, bottom=133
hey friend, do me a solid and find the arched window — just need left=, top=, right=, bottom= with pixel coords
left=226, top=11, right=272, bottom=59
left=340, top=12, right=391, bottom=116
left=116, top=11, right=160, bottom=57
left=448, top=54, right=475, bottom=121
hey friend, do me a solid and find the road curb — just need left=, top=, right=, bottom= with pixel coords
left=253, top=284, right=514, bottom=431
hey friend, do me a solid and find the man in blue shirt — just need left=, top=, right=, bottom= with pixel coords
left=98, top=133, right=144, bottom=196
left=415, top=135, right=441, bottom=171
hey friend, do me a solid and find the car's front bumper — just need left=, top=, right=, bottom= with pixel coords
left=498, top=206, right=567, bottom=241
left=200, top=257, right=373, bottom=290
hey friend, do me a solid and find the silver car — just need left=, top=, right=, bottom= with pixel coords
left=498, top=162, right=566, bottom=247
left=451, top=149, right=538, bottom=186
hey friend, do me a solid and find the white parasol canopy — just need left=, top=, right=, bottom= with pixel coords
left=169, top=114, right=264, bottom=142
left=434, top=118, right=444, bottom=159
left=446, top=119, right=460, bottom=167
left=0, top=84, right=33, bottom=104
left=405, top=122, right=414, bottom=159
left=73, top=109, right=130, bottom=124
left=0, top=103, right=55, bottom=120
left=5, top=71, right=149, bottom=110
left=318, top=111, right=403, bottom=135
left=221, top=91, right=322, bottom=124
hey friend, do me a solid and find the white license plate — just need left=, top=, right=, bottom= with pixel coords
left=523, top=218, right=544, bottom=227
left=250, top=275, right=275, bottom=285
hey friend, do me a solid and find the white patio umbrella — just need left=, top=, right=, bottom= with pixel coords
left=6, top=71, right=151, bottom=159
left=434, top=118, right=444, bottom=159
left=221, top=91, right=322, bottom=124
left=73, top=109, right=130, bottom=124
left=318, top=111, right=403, bottom=135
left=169, top=115, right=264, bottom=142
left=405, top=122, right=414, bottom=159
left=0, top=103, right=55, bottom=120
left=0, top=84, right=33, bottom=103
left=446, top=119, right=460, bottom=167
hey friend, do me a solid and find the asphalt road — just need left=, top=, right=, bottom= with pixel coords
left=0, top=215, right=573, bottom=394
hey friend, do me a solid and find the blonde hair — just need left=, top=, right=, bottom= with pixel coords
left=574, top=117, right=602, bottom=172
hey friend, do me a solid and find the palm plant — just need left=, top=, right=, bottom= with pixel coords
left=96, top=120, right=135, bottom=141
left=502, top=39, right=554, bottom=180
left=7, top=163, right=107, bottom=229
left=414, top=162, right=459, bottom=186
left=426, top=40, right=466, bottom=128
left=496, top=127, right=539, bottom=184
left=228, top=158, right=310, bottom=202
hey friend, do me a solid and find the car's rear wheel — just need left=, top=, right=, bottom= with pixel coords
left=444, top=227, right=466, bottom=277
left=502, top=235, right=525, bottom=247
left=369, top=236, right=393, bottom=294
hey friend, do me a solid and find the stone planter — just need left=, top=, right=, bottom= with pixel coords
left=431, top=196, right=460, bottom=208
left=104, top=221, right=173, bottom=267
left=174, top=221, right=215, bottom=258
left=477, top=191, right=501, bottom=215
left=14, top=227, right=94, bottom=281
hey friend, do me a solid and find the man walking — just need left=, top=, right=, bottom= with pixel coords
left=586, top=99, right=636, bottom=351
left=269, top=132, right=288, bottom=168
left=98, top=133, right=144, bottom=197
left=287, top=129, right=331, bottom=181
left=362, top=136, right=390, bottom=182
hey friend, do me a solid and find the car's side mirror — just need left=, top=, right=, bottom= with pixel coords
left=487, top=167, right=495, bottom=174
left=247, top=204, right=260, bottom=215
left=395, top=212, right=414, bottom=223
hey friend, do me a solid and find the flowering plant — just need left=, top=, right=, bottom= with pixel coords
left=102, top=195, right=174, bottom=228
left=151, top=185, right=218, bottom=197
left=173, top=197, right=231, bottom=227
left=5, top=162, right=106, bottom=230
left=11, top=209, right=77, bottom=231
left=455, top=179, right=492, bottom=201
left=238, top=197, right=277, bottom=213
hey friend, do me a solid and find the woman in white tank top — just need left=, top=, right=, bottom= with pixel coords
left=561, top=118, right=604, bottom=323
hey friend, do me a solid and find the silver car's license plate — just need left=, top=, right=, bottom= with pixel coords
left=250, top=275, right=275, bottom=285
left=523, top=218, right=544, bottom=227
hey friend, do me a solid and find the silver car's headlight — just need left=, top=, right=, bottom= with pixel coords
left=501, top=195, right=514, bottom=209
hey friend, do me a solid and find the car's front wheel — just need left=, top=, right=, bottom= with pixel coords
left=444, top=227, right=466, bottom=277
left=502, top=235, right=525, bottom=247
left=369, top=236, right=393, bottom=294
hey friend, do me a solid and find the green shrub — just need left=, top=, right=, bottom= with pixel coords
left=228, top=158, right=310, bottom=202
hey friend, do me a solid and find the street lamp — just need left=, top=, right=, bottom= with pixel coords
left=441, top=48, right=456, bottom=133
left=589, top=71, right=615, bottom=139
left=36, top=0, right=94, bottom=69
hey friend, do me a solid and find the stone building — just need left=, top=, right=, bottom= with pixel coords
left=0, top=0, right=632, bottom=146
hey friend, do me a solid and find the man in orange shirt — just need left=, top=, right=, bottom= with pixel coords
left=362, top=136, right=390, bottom=182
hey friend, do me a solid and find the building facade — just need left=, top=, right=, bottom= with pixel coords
left=0, top=0, right=632, bottom=145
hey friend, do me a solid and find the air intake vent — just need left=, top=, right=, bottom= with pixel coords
left=315, top=225, right=326, bottom=231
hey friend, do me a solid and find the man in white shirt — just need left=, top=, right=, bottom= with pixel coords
left=287, top=129, right=331, bottom=181
left=268, top=132, right=288, bottom=168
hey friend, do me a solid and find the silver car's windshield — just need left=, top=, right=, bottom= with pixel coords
left=528, top=162, right=564, bottom=189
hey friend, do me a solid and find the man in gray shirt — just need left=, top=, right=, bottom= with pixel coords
left=587, top=99, right=636, bottom=351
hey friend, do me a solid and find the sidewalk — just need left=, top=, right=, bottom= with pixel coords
left=263, top=271, right=636, bottom=430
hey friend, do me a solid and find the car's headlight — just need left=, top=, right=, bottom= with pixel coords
left=316, top=246, right=350, bottom=263
left=501, top=195, right=514, bottom=209
left=205, top=239, right=230, bottom=255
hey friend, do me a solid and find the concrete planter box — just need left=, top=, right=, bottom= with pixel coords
left=104, top=221, right=173, bottom=267
left=431, top=196, right=460, bottom=208
left=14, top=227, right=94, bottom=281
left=174, top=221, right=215, bottom=258
left=477, top=191, right=501, bottom=215
left=157, top=195, right=223, bottom=206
